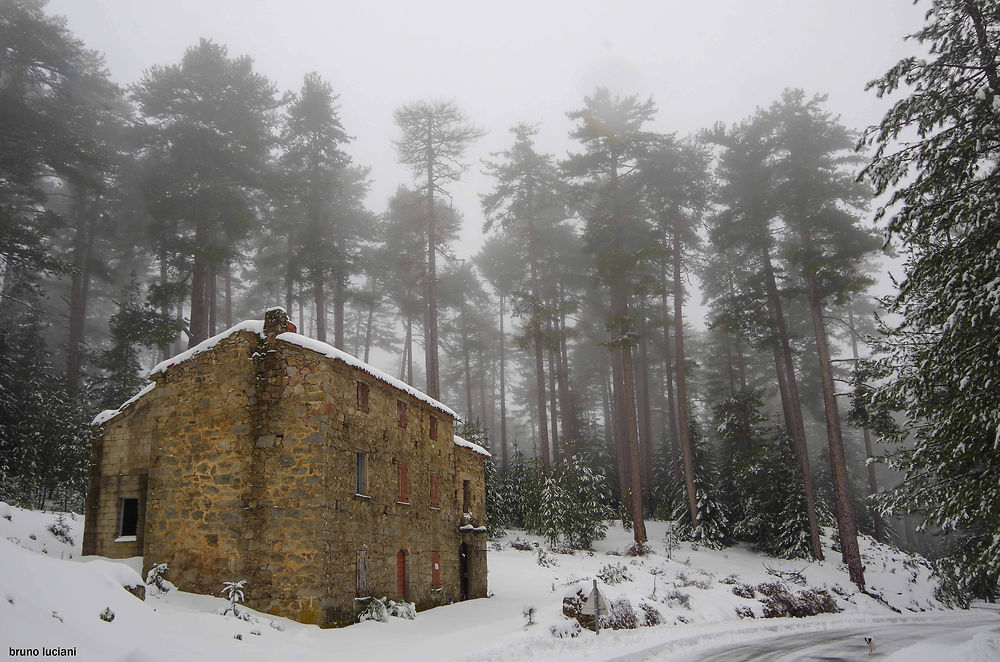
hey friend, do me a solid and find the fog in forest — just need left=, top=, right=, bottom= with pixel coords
left=9, top=0, right=999, bottom=588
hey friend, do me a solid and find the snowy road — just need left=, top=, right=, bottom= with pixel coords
left=662, top=613, right=1000, bottom=662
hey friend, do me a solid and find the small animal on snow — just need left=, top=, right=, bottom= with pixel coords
left=864, top=636, right=875, bottom=654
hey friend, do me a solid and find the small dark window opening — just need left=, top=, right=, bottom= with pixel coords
left=356, top=452, right=368, bottom=495
left=119, top=497, right=139, bottom=537
left=357, top=382, right=369, bottom=412
left=462, top=480, right=471, bottom=514
left=429, top=417, right=438, bottom=440
left=397, top=400, right=407, bottom=428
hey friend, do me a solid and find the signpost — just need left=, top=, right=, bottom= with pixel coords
left=581, top=579, right=608, bottom=635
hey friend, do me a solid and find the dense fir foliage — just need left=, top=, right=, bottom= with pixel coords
left=2, top=0, right=997, bottom=601
left=862, top=0, right=1000, bottom=597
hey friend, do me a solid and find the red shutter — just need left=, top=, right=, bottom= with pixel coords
left=398, top=463, right=408, bottom=503
left=429, top=417, right=438, bottom=440
left=432, top=551, right=441, bottom=589
left=357, top=382, right=369, bottom=412
left=396, top=550, right=406, bottom=598
left=430, top=473, right=439, bottom=508
left=397, top=400, right=407, bottom=428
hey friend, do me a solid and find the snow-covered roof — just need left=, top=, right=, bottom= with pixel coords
left=276, top=331, right=458, bottom=419
left=454, top=434, right=491, bottom=457
left=149, top=320, right=265, bottom=377
left=114, top=318, right=457, bottom=423
left=91, top=382, right=156, bottom=427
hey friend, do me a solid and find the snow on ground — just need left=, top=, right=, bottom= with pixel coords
left=0, top=503, right=991, bottom=661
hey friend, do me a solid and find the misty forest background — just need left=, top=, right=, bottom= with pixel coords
left=2, top=0, right=999, bottom=603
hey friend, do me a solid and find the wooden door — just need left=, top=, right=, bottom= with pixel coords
left=396, top=549, right=406, bottom=599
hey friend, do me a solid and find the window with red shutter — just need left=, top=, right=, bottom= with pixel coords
left=397, top=400, right=407, bottom=428
left=429, top=416, right=438, bottom=440
left=397, top=462, right=408, bottom=503
left=357, top=382, right=369, bottom=412
left=430, top=472, right=440, bottom=508
left=431, top=551, right=441, bottom=590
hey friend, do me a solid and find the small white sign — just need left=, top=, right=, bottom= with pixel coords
left=581, top=586, right=608, bottom=616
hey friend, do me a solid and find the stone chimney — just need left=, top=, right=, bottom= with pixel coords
left=263, top=306, right=289, bottom=341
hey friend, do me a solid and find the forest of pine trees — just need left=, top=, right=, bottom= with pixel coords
left=2, top=0, right=998, bottom=601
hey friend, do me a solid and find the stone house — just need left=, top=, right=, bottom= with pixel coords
left=82, top=307, right=488, bottom=626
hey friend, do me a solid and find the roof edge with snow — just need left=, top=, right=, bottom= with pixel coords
left=276, top=331, right=459, bottom=419
left=453, top=434, right=491, bottom=458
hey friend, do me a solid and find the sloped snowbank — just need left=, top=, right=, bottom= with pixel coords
left=0, top=503, right=984, bottom=662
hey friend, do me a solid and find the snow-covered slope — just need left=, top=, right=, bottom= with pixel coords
left=0, top=503, right=967, bottom=662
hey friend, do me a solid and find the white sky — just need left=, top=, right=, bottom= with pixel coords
left=48, top=0, right=925, bottom=326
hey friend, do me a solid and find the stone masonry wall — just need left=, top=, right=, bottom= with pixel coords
left=85, top=308, right=487, bottom=627
left=141, top=330, right=259, bottom=597
left=83, top=391, right=156, bottom=559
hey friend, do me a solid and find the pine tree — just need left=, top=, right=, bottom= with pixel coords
left=672, top=418, right=728, bottom=549
left=393, top=101, right=483, bottom=400
left=89, top=276, right=178, bottom=411
left=132, top=39, right=280, bottom=346
left=861, top=0, right=1000, bottom=594
left=771, top=89, right=879, bottom=589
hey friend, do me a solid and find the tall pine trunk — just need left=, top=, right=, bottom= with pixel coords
left=424, top=123, right=440, bottom=400
left=189, top=216, right=210, bottom=346
left=848, top=308, right=884, bottom=542
left=498, top=295, right=509, bottom=469
left=66, top=189, right=95, bottom=393
left=224, top=260, right=233, bottom=328
left=801, top=249, right=864, bottom=588
left=672, top=225, right=699, bottom=528
left=529, top=259, right=551, bottom=469
left=314, top=277, right=327, bottom=342
left=760, top=246, right=824, bottom=561
left=659, top=255, right=680, bottom=481
left=547, top=338, right=560, bottom=463
left=636, top=308, right=653, bottom=491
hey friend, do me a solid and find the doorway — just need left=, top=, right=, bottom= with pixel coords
left=459, top=543, right=469, bottom=601
left=396, top=549, right=407, bottom=599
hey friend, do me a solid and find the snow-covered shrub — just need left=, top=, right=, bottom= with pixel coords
left=760, top=586, right=839, bottom=618
left=536, top=548, right=557, bottom=567
left=755, top=581, right=785, bottom=597
left=99, top=607, right=115, bottom=622
left=731, top=583, right=756, bottom=599
left=561, top=587, right=585, bottom=619
left=603, top=599, right=639, bottom=630
left=356, top=596, right=389, bottom=623
left=47, top=514, right=73, bottom=545
left=522, top=606, right=536, bottom=627
left=597, top=562, right=632, bottom=585
left=387, top=599, right=416, bottom=620
left=639, top=602, right=664, bottom=626
left=550, top=619, right=581, bottom=638
left=735, top=605, right=755, bottom=619
left=719, top=573, right=740, bottom=585
left=625, top=541, right=653, bottom=557
left=674, top=571, right=711, bottom=590
left=145, top=563, right=172, bottom=594
left=664, top=589, right=691, bottom=610
left=510, top=537, right=533, bottom=551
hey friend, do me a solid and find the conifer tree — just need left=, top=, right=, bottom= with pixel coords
left=564, top=88, right=658, bottom=547
left=862, top=0, right=1000, bottom=593
left=132, top=39, right=280, bottom=346
left=672, top=418, right=729, bottom=549
left=393, top=101, right=483, bottom=400
left=772, top=90, right=879, bottom=588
